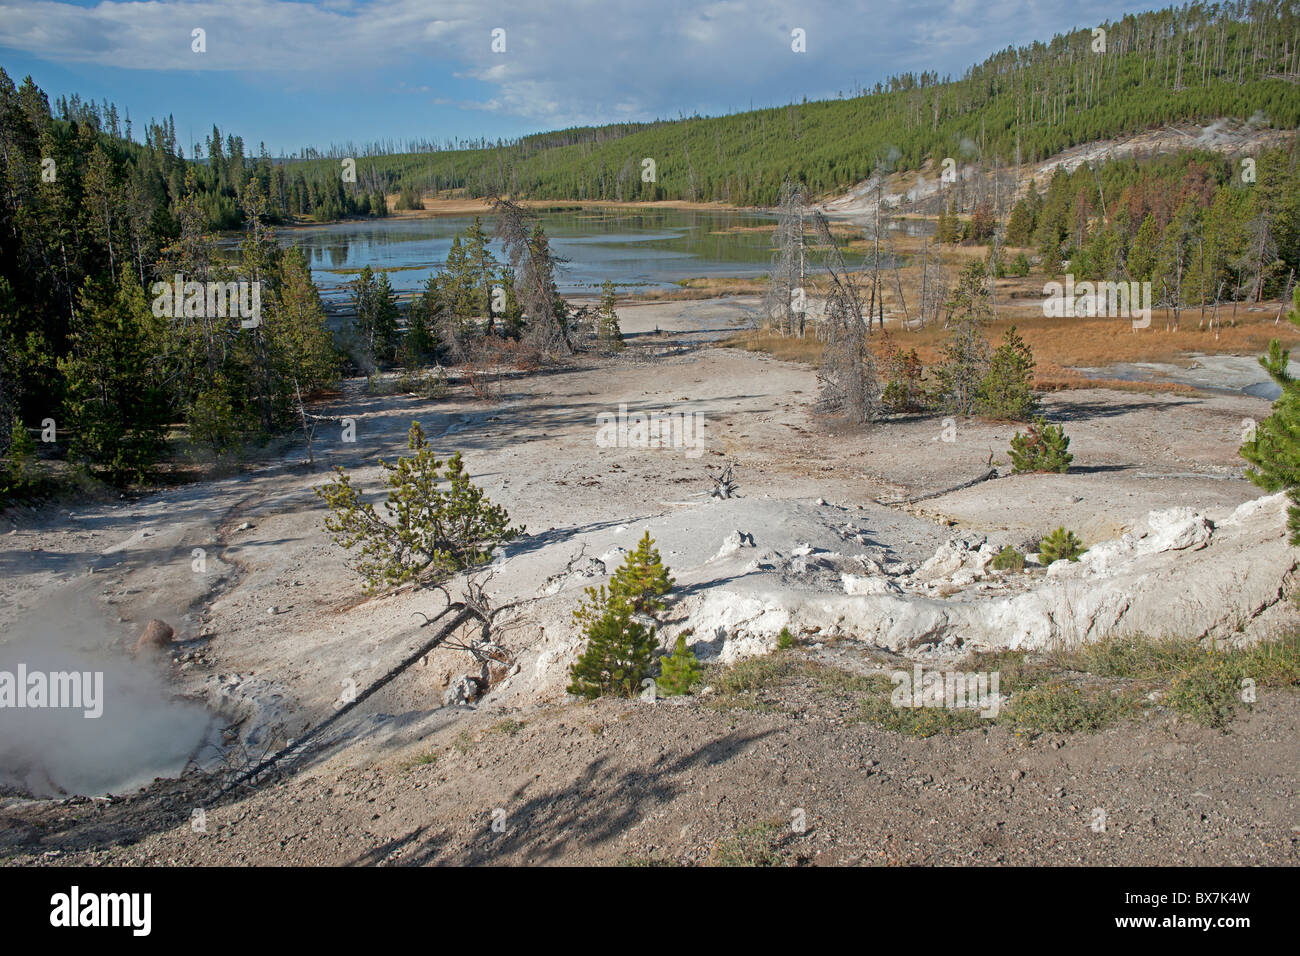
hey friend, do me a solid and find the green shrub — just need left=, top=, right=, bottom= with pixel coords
left=776, top=626, right=796, bottom=649
left=857, top=674, right=987, bottom=737
left=707, top=822, right=787, bottom=867
left=657, top=635, right=703, bottom=695
left=398, top=367, right=449, bottom=399
left=1167, top=657, right=1242, bottom=730
left=991, top=545, right=1026, bottom=571
left=1009, top=416, right=1072, bottom=473
left=1037, top=527, right=1086, bottom=564
left=1001, top=680, right=1136, bottom=734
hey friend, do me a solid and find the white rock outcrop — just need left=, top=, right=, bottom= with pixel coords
left=673, top=494, right=1298, bottom=662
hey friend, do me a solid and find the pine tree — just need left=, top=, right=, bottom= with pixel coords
left=462, top=216, right=498, bottom=329
left=403, top=275, right=440, bottom=366
left=2, top=415, right=38, bottom=498
left=1005, top=192, right=1040, bottom=246
left=567, top=608, right=657, bottom=700
left=372, top=271, right=401, bottom=363
left=934, top=260, right=992, bottom=416
left=58, top=271, right=170, bottom=483
left=349, top=266, right=400, bottom=367
left=977, top=325, right=1036, bottom=420
left=656, top=634, right=702, bottom=696
left=315, top=421, right=523, bottom=591
left=1241, top=285, right=1300, bottom=543
left=610, top=531, right=675, bottom=616
left=596, top=280, right=623, bottom=351
left=267, top=246, right=339, bottom=398
left=1128, top=213, right=1160, bottom=283
left=569, top=531, right=675, bottom=699
left=442, top=235, right=476, bottom=347
left=1038, top=527, right=1085, bottom=563
left=1009, top=416, right=1073, bottom=473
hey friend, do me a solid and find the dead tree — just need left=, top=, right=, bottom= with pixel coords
left=811, top=211, right=879, bottom=425
left=916, top=237, right=948, bottom=330
left=492, top=195, right=573, bottom=357
left=293, top=377, right=315, bottom=466
left=765, top=179, right=808, bottom=336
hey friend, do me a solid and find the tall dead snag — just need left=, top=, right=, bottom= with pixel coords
left=765, top=179, right=808, bottom=336
left=915, top=236, right=949, bottom=330
left=491, top=196, right=573, bottom=357
left=811, top=211, right=879, bottom=425
left=293, top=377, right=315, bottom=466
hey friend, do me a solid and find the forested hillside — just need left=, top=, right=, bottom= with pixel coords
left=284, top=1, right=1300, bottom=207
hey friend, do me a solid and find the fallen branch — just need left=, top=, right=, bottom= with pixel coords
left=875, top=467, right=998, bottom=506
left=706, top=461, right=738, bottom=499
left=222, top=602, right=480, bottom=792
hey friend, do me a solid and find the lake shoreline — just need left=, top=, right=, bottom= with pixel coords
left=276, top=196, right=762, bottom=229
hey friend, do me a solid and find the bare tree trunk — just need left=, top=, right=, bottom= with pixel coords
left=295, top=377, right=314, bottom=466
left=919, top=236, right=929, bottom=331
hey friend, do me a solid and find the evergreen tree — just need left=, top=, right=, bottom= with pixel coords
left=266, top=246, right=340, bottom=405
left=596, top=280, right=623, bottom=351
left=349, top=266, right=400, bottom=367
left=442, top=234, right=476, bottom=346
left=1241, top=285, right=1300, bottom=543
left=934, top=260, right=992, bottom=416
left=373, top=271, right=401, bottom=362
left=403, top=274, right=440, bottom=366
left=610, top=531, right=675, bottom=615
left=58, top=271, right=170, bottom=483
left=1005, top=192, right=1040, bottom=246
left=569, top=531, right=675, bottom=699
left=978, top=325, right=1037, bottom=420
left=1128, top=213, right=1160, bottom=283
left=1009, top=416, right=1073, bottom=473
left=315, top=421, right=523, bottom=591
left=2, top=415, right=38, bottom=498
left=566, top=608, right=657, bottom=700
left=462, top=216, right=498, bottom=330
left=656, top=635, right=702, bottom=696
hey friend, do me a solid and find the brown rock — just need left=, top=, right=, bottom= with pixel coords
left=134, top=619, right=174, bottom=653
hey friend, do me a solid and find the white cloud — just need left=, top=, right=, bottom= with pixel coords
left=0, top=0, right=1136, bottom=126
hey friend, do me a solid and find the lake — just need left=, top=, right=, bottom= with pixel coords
left=276, top=207, right=787, bottom=306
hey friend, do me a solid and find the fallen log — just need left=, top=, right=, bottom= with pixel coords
left=875, top=467, right=999, bottom=506
left=223, top=602, right=479, bottom=792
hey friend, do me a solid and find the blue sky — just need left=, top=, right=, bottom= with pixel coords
left=0, top=0, right=1152, bottom=155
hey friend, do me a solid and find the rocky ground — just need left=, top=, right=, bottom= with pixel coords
left=1, top=295, right=1297, bottom=865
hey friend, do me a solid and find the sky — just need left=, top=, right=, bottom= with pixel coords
left=0, top=0, right=1154, bottom=155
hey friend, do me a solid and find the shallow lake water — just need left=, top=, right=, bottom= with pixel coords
left=276, top=207, right=785, bottom=305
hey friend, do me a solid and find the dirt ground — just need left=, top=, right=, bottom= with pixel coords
left=1, top=295, right=1296, bottom=865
